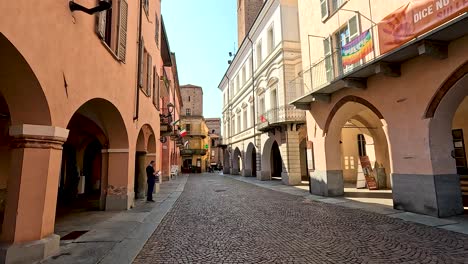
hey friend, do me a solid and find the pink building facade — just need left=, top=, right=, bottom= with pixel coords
left=0, top=0, right=181, bottom=262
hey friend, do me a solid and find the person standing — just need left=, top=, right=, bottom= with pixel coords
left=146, top=161, right=157, bottom=202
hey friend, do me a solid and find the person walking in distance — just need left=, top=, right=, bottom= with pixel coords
left=146, top=161, right=157, bottom=202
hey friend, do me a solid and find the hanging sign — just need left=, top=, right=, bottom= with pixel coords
left=378, top=0, right=468, bottom=55
left=341, top=29, right=373, bottom=66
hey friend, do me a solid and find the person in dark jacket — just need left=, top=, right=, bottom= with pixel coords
left=146, top=161, right=157, bottom=202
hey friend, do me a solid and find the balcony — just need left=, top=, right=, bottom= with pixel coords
left=186, top=129, right=208, bottom=139
left=291, top=13, right=468, bottom=109
left=160, top=107, right=173, bottom=135
left=180, top=149, right=207, bottom=156
left=257, top=105, right=306, bottom=132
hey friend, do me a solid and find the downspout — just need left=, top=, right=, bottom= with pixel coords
left=134, top=0, right=143, bottom=120
left=246, top=36, right=258, bottom=149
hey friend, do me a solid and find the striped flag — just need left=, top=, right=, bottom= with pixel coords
left=179, top=128, right=187, bottom=137
left=184, top=141, right=189, bottom=148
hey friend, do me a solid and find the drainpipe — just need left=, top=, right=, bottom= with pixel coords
left=246, top=36, right=258, bottom=149
left=134, top=0, right=143, bottom=120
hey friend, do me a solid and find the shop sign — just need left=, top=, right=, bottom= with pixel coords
left=378, top=0, right=468, bottom=54
left=359, top=156, right=378, bottom=190
left=341, top=30, right=373, bottom=67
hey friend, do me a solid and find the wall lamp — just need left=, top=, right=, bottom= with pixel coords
left=69, top=1, right=112, bottom=15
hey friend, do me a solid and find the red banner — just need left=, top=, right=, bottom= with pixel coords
left=378, top=0, right=468, bottom=54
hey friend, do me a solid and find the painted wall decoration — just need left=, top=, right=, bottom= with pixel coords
left=378, top=0, right=468, bottom=54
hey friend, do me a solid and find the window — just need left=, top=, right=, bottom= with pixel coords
left=256, top=41, right=262, bottom=68
left=248, top=55, right=253, bottom=76
left=235, top=75, right=239, bottom=93
left=212, top=150, right=215, bottom=156
left=211, top=139, right=215, bottom=147
left=323, top=36, right=334, bottom=82
left=232, top=119, right=236, bottom=134
left=140, top=47, right=152, bottom=96
left=250, top=103, right=255, bottom=127
left=186, top=108, right=191, bottom=116
left=237, top=114, right=241, bottom=133
left=186, top=124, right=191, bottom=132
left=357, top=134, right=367, bottom=157
left=188, top=96, right=191, bottom=102
left=155, top=14, right=160, bottom=47
left=243, top=108, right=247, bottom=130
left=334, top=15, right=360, bottom=74
left=267, top=26, right=274, bottom=54
left=153, top=67, right=160, bottom=108
left=270, top=89, right=277, bottom=110
left=321, top=0, right=346, bottom=20
left=96, top=0, right=128, bottom=61
left=259, top=96, right=265, bottom=114
left=242, top=66, right=246, bottom=85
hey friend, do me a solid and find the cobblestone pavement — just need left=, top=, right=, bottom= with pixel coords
left=134, top=174, right=468, bottom=264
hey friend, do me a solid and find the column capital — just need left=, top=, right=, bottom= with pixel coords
left=9, top=124, right=69, bottom=150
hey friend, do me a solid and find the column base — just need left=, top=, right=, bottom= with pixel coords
left=257, top=170, right=270, bottom=181
left=106, top=192, right=133, bottom=210
left=392, top=173, right=463, bottom=217
left=242, top=169, right=252, bottom=177
left=310, top=170, right=344, bottom=196
left=0, top=234, right=59, bottom=264
left=282, top=172, right=301, bottom=186
left=223, top=167, right=230, bottom=174
left=230, top=169, right=240, bottom=175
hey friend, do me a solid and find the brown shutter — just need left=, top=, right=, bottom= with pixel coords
left=96, top=10, right=107, bottom=39
left=155, top=15, right=160, bottom=47
left=147, top=55, right=152, bottom=96
left=138, top=38, right=144, bottom=88
left=153, top=67, right=160, bottom=108
left=117, top=0, right=128, bottom=62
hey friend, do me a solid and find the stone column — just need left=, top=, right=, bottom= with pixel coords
left=281, top=129, right=302, bottom=186
left=135, top=151, right=147, bottom=199
left=104, top=150, right=131, bottom=210
left=0, top=124, right=68, bottom=264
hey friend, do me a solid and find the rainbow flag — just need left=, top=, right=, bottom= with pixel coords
left=341, top=30, right=373, bottom=67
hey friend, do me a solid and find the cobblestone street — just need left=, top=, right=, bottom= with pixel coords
left=134, top=174, right=468, bottom=264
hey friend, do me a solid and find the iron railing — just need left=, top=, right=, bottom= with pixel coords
left=257, top=105, right=306, bottom=130
left=180, top=149, right=207, bottom=156
left=160, top=107, right=173, bottom=126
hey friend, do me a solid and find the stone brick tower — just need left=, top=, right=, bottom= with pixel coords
left=237, top=0, right=264, bottom=47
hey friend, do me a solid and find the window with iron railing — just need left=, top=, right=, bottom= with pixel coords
left=321, top=0, right=346, bottom=21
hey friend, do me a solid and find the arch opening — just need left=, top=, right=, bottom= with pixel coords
left=55, top=98, right=130, bottom=230
left=244, top=143, right=257, bottom=177
left=325, top=98, right=393, bottom=205
left=232, top=147, right=242, bottom=175
left=429, top=73, right=468, bottom=214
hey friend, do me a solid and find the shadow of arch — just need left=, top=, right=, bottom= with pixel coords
left=223, top=149, right=231, bottom=174
left=262, top=137, right=284, bottom=180
left=244, top=143, right=257, bottom=177
left=0, top=33, right=52, bottom=125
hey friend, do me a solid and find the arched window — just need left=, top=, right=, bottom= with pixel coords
left=357, top=134, right=366, bottom=157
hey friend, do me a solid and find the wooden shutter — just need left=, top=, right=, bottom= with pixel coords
left=320, top=0, right=329, bottom=20
left=153, top=67, right=160, bottom=108
left=117, top=0, right=128, bottom=62
left=323, top=36, right=334, bottom=82
left=138, top=38, right=144, bottom=88
left=96, top=10, right=107, bottom=39
left=155, top=15, right=160, bottom=47
left=147, top=55, right=152, bottom=96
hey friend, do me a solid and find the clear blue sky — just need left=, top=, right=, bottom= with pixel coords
left=162, top=0, right=237, bottom=118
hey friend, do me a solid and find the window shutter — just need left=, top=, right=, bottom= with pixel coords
left=138, top=38, right=144, bottom=88
left=96, top=10, right=107, bottom=39
left=320, top=0, right=329, bottom=20
left=155, top=15, right=160, bottom=47
left=147, top=55, right=152, bottom=96
left=117, top=0, right=128, bottom=62
left=153, top=69, right=160, bottom=108
left=323, top=36, right=334, bottom=82
left=348, top=15, right=360, bottom=41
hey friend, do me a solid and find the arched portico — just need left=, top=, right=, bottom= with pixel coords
left=311, top=96, right=391, bottom=198
left=0, top=33, right=66, bottom=263
left=134, top=124, right=156, bottom=200
left=243, top=143, right=257, bottom=177
left=223, top=148, right=231, bottom=174
left=231, top=147, right=242, bottom=175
